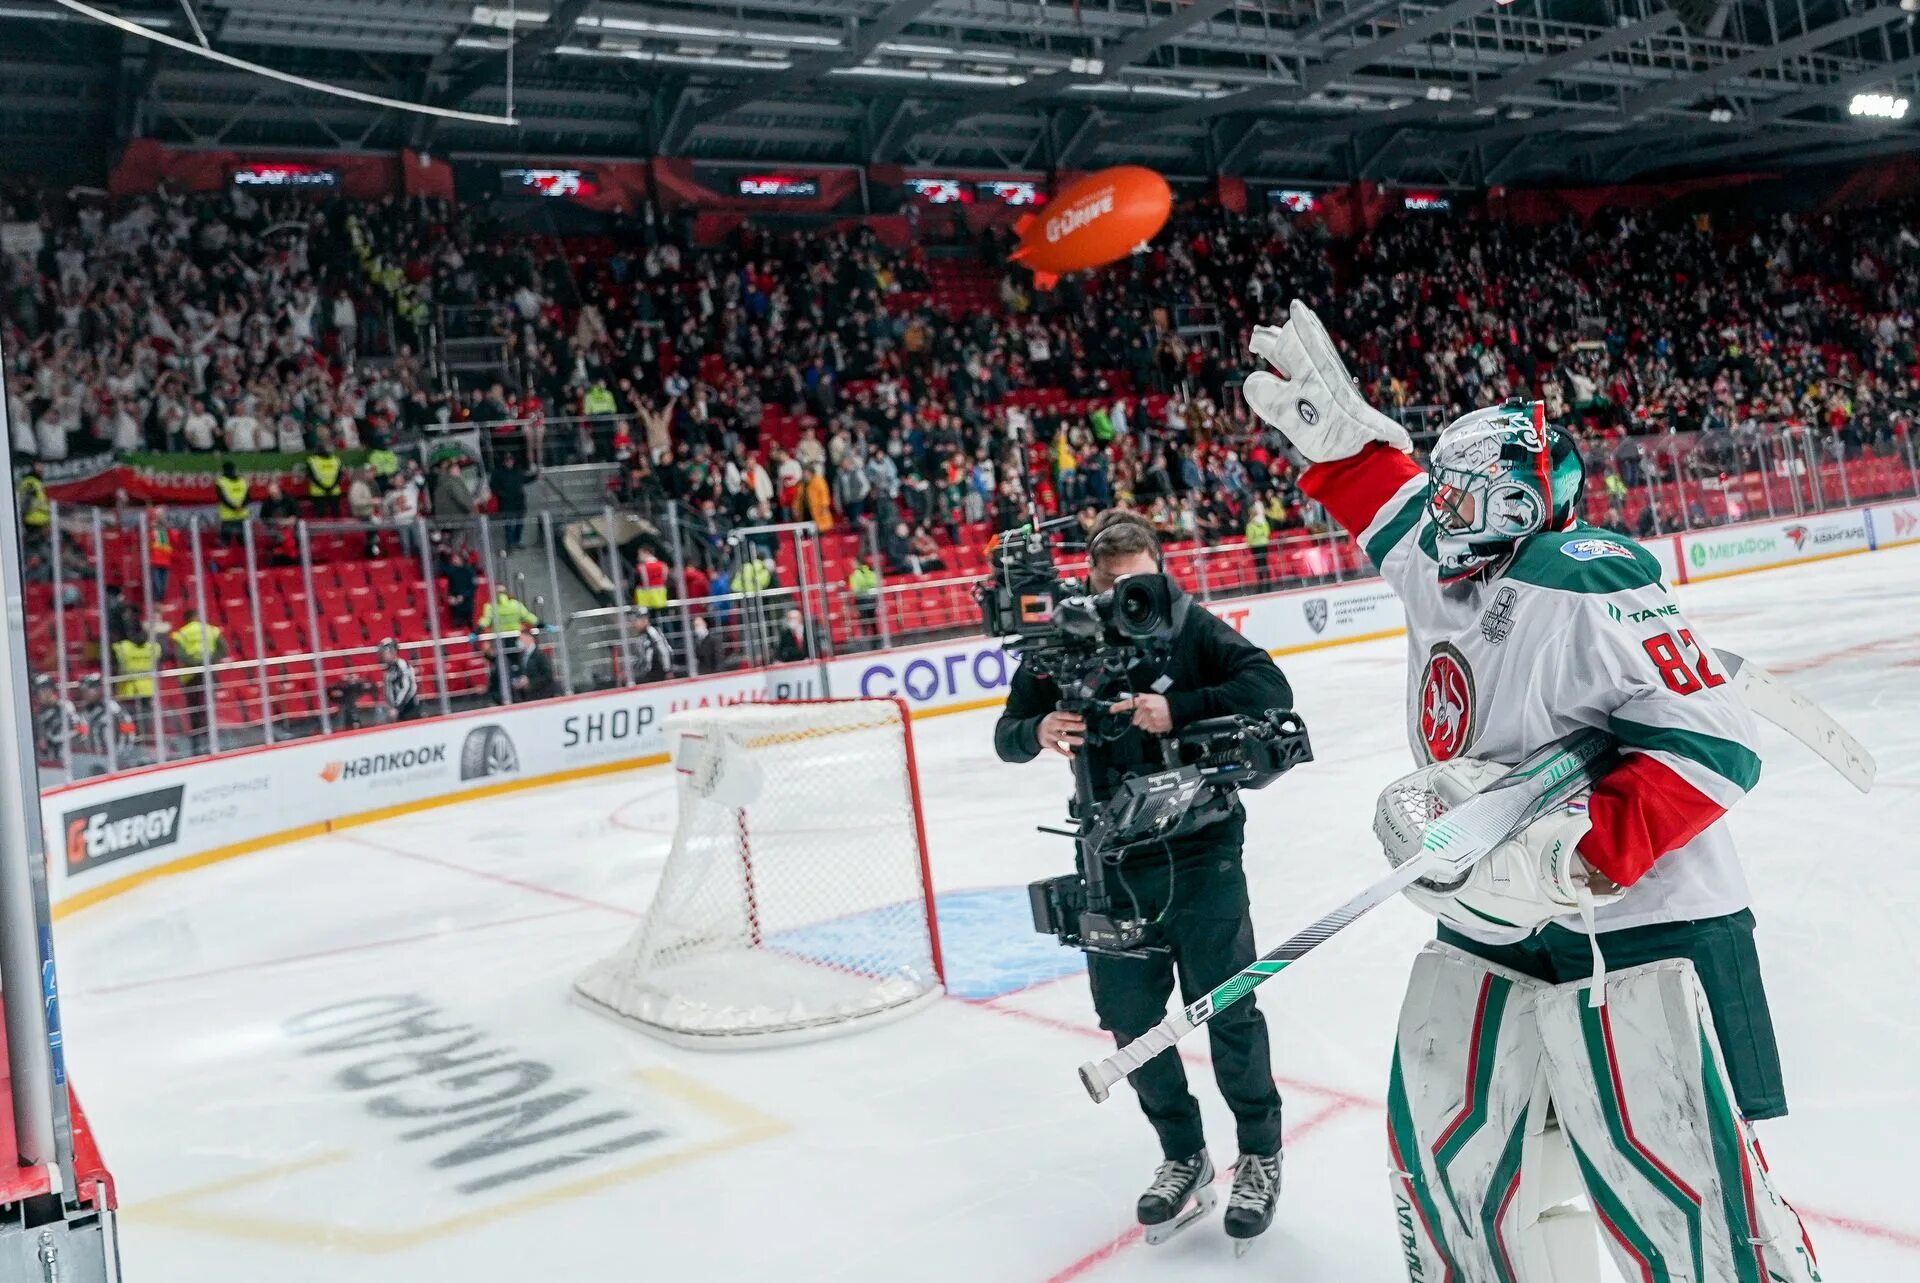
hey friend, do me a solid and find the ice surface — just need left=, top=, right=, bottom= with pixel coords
left=56, top=546, right=1920, bottom=1282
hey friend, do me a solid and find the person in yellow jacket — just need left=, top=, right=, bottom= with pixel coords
left=735, top=553, right=778, bottom=635
left=170, top=608, right=226, bottom=748
left=582, top=380, right=618, bottom=418
left=848, top=560, right=880, bottom=649
left=306, top=443, right=344, bottom=519
left=214, top=460, right=252, bottom=547
left=367, top=434, right=400, bottom=481
left=1245, top=504, right=1273, bottom=587
left=476, top=583, right=539, bottom=637
left=16, top=464, right=50, bottom=538
left=802, top=463, right=834, bottom=532
left=110, top=632, right=162, bottom=704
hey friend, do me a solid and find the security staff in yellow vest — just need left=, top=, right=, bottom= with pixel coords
left=632, top=546, right=671, bottom=612
left=367, top=435, right=400, bottom=481
left=170, top=608, right=227, bottom=748
left=306, top=443, right=345, bottom=519
left=582, top=379, right=618, bottom=418
left=476, top=583, right=539, bottom=637
left=848, top=560, right=879, bottom=648
left=215, top=461, right=251, bottom=547
left=111, top=633, right=162, bottom=702
left=1245, top=504, right=1273, bottom=588
left=16, top=464, right=50, bottom=536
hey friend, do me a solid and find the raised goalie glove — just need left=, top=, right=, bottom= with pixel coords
left=1375, top=757, right=1624, bottom=937
left=1243, top=299, right=1414, bottom=463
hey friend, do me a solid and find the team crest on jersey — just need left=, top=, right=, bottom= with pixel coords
left=1560, top=538, right=1634, bottom=562
left=1417, top=642, right=1476, bottom=762
left=1480, top=585, right=1517, bottom=644
left=1302, top=598, right=1328, bottom=634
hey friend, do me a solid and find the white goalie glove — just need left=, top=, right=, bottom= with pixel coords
left=1375, top=757, right=1624, bottom=937
left=1244, top=299, right=1414, bottom=463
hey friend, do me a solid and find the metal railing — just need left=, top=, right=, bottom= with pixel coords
left=21, top=422, right=1918, bottom=785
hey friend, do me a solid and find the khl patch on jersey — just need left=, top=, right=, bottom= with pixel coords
left=1480, top=585, right=1518, bottom=644
left=1560, top=537, right=1635, bottom=562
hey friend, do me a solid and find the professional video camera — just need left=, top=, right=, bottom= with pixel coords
left=978, top=524, right=1314, bottom=959
left=978, top=524, right=1184, bottom=719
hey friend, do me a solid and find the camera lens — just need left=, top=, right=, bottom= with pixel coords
left=1113, top=577, right=1170, bottom=639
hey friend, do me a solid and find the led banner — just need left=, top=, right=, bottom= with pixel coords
left=230, top=163, right=341, bottom=190
left=501, top=167, right=602, bottom=199
left=736, top=174, right=820, bottom=199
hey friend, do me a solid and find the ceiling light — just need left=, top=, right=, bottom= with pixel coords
left=1425, top=85, right=1454, bottom=102
left=1850, top=92, right=1910, bottom=119
left=471, top=5, right=548, bottom=27
left=930, top=70, right=1026, bottom=86
left=1708, top=107, right=1734, bottom=123
left=588, top=15, right=841, bottom=47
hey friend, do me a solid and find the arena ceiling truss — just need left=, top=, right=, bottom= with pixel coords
left=1, top=0, right=1915, bottom=187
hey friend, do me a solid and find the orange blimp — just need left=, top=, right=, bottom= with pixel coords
left=1009, top=165, right=1172, bottom=288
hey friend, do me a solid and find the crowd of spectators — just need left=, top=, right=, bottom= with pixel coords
left=5, top=181, right=1919, bottom=583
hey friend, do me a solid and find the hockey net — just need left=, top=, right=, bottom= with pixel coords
left=574, top=697, right=945, bottom=1047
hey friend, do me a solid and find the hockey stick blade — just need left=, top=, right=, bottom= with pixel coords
left=1079, top=729, right=1614, bottom=1103
left=1714, top=649, right=1874, bottom=793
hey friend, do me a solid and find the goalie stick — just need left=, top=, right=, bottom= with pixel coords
left=1079, top=729, right=1616, bottom=1103
left=1715, top=648, right=1875, bottom=792
left=1078, top=648, right=1873, bottom=1104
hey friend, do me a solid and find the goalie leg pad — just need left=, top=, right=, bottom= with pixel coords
left=1537, top=959, right=1823, bottom=1283
left=1388, top=941, right=1562, bottom=1283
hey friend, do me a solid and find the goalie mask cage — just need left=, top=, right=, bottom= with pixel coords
left=574, top=697, right=945, bottom=1047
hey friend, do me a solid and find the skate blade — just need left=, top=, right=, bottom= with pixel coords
left=1233, top=1236, right=1257, bottom=1259
left=1144, top=1186, right=1217, bottom=1246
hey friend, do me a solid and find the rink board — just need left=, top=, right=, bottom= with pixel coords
left=39, top=495, right=1913, bottom=914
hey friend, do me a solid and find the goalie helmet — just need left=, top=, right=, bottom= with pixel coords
left=1427, top=398, right=1585, bottom=583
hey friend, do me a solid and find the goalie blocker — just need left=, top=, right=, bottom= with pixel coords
left=1390, top=942, right=1817, bottom=1283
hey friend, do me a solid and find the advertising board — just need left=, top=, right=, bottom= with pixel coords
left=43, top=496, right=1916, bottom=909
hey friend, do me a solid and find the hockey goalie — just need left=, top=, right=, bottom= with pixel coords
left=1243, top=302, right=1822, bottom=1283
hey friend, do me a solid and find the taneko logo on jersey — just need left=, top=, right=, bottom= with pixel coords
left=1417, top=642, right=1476, bottom=762
left=1560, top=538, right=1634, bottom=563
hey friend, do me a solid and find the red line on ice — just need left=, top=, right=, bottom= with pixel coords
left=339, top=832, right=644, bottom=917
left=963, top=997, right=1381, bottom=1110
left=977, top=998, right=1920, bottom=1263
left=1039, top=1099, right=1357, bottom=1283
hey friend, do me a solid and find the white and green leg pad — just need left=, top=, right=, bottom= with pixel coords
left=1388, top=942, right=1601, bottom=1283
left=1537, top=958, right=1823, bottom=1283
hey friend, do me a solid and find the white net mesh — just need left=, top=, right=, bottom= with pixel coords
left=574, top=698, right=943, bottom=1046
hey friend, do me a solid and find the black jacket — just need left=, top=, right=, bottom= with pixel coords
left=995, top=600, right=1292, bottom=850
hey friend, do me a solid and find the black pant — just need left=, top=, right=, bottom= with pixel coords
left=1086, top=828, right=1283, bottom=1161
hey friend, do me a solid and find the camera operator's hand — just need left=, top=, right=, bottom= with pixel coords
left=1037, top=709, right=1087, bottom=757
left=1109, top=693, right=1172, bottom=734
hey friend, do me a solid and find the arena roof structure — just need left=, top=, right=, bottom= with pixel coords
left=2, top=0, right=1916, bottom=187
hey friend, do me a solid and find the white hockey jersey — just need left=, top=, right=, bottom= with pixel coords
left=1299, top=445, right=1763, bottom=940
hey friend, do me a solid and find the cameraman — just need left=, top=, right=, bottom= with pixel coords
left=994, top=510, right=1289, bottom=1247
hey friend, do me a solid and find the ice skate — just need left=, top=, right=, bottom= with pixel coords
left=1136, top=1150, right=1216, bottom=1245
left=1223, top=1151, right=1281, bottom=1256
